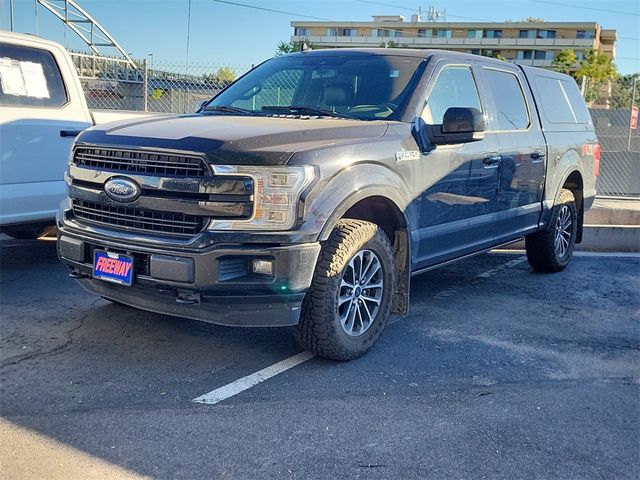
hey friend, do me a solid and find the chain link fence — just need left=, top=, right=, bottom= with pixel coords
left=590, top=109, right=640, bottom=198
left=70, top=54, right=638, bottom=198
left=71, top=53, right=251, bottom=113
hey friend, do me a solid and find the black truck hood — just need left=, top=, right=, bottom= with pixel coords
left=77, top=114, right=389, bottom=165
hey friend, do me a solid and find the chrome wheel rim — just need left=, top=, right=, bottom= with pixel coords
left=554, top=205, right=572, bottom=258
left=337, top=249, right=384, bottom=337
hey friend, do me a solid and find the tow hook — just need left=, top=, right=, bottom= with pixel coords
left=176, top=291, right=200, bottom=305
left=69, top=269, right=89, bottom=279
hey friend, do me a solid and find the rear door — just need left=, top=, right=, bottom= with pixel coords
left=0, top=40, right=92, bottom=226
left=477, top=64, right=546, bottom=243
left=415, top=61, right=501, bottom=268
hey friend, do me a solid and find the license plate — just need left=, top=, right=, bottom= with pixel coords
left=93, top=250, right=134, bottom=286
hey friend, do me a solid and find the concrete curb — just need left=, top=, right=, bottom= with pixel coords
left=508, top=224, right=640, bottom=253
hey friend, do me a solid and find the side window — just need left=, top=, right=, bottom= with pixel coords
left=483, top=69, right=530, bottom=130
left=423, top=66, right=482, bottom=124
left=0, top=43, right=68, bottom=107
left=533, top=75, right=579, bottom=124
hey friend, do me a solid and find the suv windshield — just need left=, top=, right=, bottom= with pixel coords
left=204, top=53, right=426, bottom=121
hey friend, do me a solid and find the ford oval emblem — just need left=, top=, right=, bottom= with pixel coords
left=104, top=177, right=141, bottom=203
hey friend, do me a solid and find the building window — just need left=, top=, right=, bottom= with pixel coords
left=519, top=30, right=535, bottom=39
left=294, top=28, right=309, bottom=36
left=340, top=28, right=357, bottom=37
left=536, top=29, right=556, bottom=39
left=483, top=30, right=503, bottom=39
left=374, top=28, right=401, bottom=37
left=517, top=50, right=533, bottom=60
left=326, top=28, right=338, bottom=36
left=534, top=50, right=552, bottom=60
left=432, top=29, right=451, bottom=38
left=575, top=51, right=586, bottom=61
left=417, top=29, right=430, bottom=37
left=576, top=30, right=595, bottom=39
left=466, top=29, right=482, bottom=38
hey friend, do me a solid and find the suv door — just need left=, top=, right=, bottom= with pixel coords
left=478, top=65, right=546, bottom=242
left=0, top=41, right=92, bottom=226
left=415, top=62, right=500, bottom=268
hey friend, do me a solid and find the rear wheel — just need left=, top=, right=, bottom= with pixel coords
left=525, top=188, right=577, bottom=272
left=294, top=219, right=395, bottom=361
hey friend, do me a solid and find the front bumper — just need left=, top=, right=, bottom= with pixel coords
left=57, top=218, right=321, bottom=327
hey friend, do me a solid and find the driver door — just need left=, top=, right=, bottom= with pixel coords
left=415, top=62, right=501, bottom=268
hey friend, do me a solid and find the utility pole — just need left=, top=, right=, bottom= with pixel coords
left=143, top=58, right=148, bottom=112
left=10, top=0, right=15, bottom=31
left=627, top=77, right=638, bottom=152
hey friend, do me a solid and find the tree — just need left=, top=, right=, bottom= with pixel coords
left=575, top=49, right=617, bottom=103
left=202, top=67, right=237, bottom=87
left=214, top=67, right=236, bottom=84
left=609, top=73, right=640, bottom=109
left=551, top=49, right=577, bottom=75
left=275, top=40, right=315, bottom=56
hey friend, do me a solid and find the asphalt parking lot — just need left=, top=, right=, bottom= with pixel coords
left=1, top=237, right=638, bottom=480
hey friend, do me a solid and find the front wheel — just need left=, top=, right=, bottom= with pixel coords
left=525, top=188, right=577, bottom=272
left=294, top=219, right=395, bottom=361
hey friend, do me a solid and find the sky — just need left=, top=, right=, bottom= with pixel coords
left=1, top=0, right=639, bottom=74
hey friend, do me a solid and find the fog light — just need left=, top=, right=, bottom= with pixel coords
left=252, top=259, right=274, bottom=276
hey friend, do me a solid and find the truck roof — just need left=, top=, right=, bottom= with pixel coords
left=0, top=29, right=67, bottom=51
left=285, top=47, right=514, bottom=69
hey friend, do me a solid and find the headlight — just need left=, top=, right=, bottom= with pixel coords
left=208, top=165, right=315, bottom=231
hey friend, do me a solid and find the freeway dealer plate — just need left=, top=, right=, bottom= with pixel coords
left=93, top=250, right=134, bottom=286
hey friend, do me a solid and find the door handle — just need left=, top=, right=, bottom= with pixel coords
left=60, top=129, right=82, bottom=137
left=531, top=151, right=546, bottom=161
left=483, top=154, right=502, bottom=166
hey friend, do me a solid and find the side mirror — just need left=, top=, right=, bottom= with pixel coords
left=424, top=107, right=486, bottom=146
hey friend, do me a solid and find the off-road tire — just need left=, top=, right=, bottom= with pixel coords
left=525, top=188, right=577, bottom=273
left=294, top=219, right=395, bottom=361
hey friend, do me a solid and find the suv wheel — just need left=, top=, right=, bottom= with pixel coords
left=294, top=219, right=395, bottom=361
left=525, top=188, right=577, bottom=272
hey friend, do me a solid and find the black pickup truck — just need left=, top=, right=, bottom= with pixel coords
left=57, top=49, right=599, bottom=360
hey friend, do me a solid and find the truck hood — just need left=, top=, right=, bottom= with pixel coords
left=77, top=114, right=389, bottom=165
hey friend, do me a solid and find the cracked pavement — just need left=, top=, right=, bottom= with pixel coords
left=0, top=238, right=638, bottom=479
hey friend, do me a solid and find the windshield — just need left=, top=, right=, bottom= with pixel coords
left=204, top=53, right=426, bottom=121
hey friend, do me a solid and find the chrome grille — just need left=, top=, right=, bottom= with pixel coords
left=72, top=199, right=206, bottom=237
left=73, top=147, right=208, bottom=177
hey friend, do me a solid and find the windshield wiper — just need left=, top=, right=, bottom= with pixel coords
left=202, top=105, right=251, bottom=115
left=261, top=105, right=355, bottom=119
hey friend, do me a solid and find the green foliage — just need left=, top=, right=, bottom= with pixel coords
left=275, top=40, right=315, bottom=56
left=576, top=50, right=617, bottom=103
left=150, top=88, right=164, bottom=100
left=551, top=49, right=577, bottom=75
left=378, top=40, right=409, bottom=48
left=576, top=49, right=616, bottom=83
left=202, top=67, right=237, bottom=86
left=609, top=73, right=640, bottom=109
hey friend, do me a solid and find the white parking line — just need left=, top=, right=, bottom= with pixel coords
left=192, top=351, right=314, bottom=405
left=476, top=256, right=528, bottom=278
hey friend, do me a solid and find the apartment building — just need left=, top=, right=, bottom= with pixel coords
left=291, top=16, right=616, bottom=70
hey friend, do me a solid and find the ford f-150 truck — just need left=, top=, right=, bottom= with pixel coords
left=0, top=30, right=155, bottom=239
left=57, top=49, right=599, bottom=360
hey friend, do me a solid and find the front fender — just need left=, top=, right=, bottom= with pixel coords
left=298, top=163, right=415, bottom=242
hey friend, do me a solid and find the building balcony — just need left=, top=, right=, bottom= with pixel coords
left=292, top=35, right=597, bottom=49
